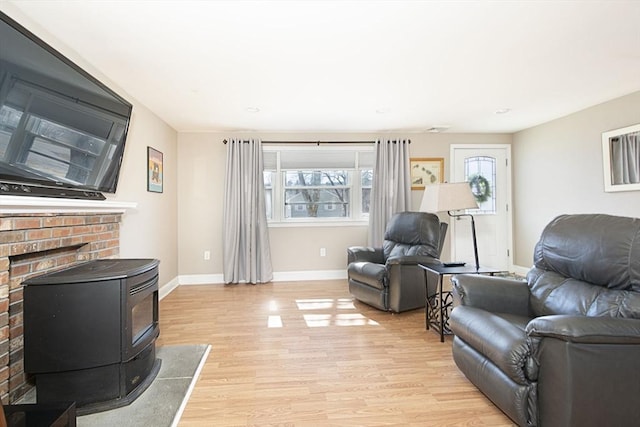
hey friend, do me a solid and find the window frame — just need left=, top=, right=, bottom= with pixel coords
left=263, top=144, right=373, bottom=227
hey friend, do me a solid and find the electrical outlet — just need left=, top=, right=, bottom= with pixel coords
left=320, top=248, right=326, bottom=257
left=204, top=250, right=211, bottom=260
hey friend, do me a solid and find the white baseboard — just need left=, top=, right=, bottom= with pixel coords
left=159, top=269, right=348, bottom=299
left=272, top=269, right=347, bottom=282
left=163, top=266, right=528, bottom=300
left=176, top=269, right=347, bottom=286
left=159, top=276, right=179, bottom=300
left=179, top=274, right=225, bottom=285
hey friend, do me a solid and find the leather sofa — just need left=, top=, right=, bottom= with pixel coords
left=347, top=211, right=446, bottom=313
left=450, top=214, right=640, bottom=426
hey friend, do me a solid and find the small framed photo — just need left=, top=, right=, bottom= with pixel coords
left=147, top=147, right=163, bottom=193
left=602, top=123, right=640, bottom=193
left=410, top=157, right=444, bottom=190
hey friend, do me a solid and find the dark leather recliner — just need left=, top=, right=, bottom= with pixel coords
left=450, top=214, right=640, bottom=427
left=347, top=211, right=446, bottom=313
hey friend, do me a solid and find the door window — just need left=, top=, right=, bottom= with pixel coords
left=464, top=156, right=496, bottom=214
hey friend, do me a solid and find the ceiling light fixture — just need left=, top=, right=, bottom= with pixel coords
left=495, top=108, right=511, bottom=114
left=246, top=107, right=260, bottom=113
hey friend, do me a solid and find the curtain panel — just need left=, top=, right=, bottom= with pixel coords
left=611, top=131, right=640, bottom=185
left=223, top=138, right=273, bottom=284
left=368, top=138, right=412, bottom=246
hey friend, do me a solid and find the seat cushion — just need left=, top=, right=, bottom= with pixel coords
left=347, top=262, right=387, bottom=290
left=450, top=306, right=533, bottom=385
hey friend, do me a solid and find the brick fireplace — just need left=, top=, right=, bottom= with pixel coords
left=0, top=211, right=122, bottom=404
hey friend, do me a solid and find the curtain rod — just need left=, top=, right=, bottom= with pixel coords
left=222, top=139, right=409, bottom=144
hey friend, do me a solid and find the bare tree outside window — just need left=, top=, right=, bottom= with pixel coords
left=285, top=170, right=349, bottom=218
left=361, top=169, right=372, bottom=214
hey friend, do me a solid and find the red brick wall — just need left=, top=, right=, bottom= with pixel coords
left=0, top=212, right=122, bottom=404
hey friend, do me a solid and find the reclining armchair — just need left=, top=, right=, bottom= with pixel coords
left=450, top=214, right=640, bottom=427
left=347, top=211, right=446, bottom=313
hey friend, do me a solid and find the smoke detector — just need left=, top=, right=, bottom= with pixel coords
left=425, top=126, right=450, bottom=133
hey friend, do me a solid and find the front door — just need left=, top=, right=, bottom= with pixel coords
left=450, top=144, right=512, bottom=271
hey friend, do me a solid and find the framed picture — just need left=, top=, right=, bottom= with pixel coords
left=410, top=157, right=444, bottom=190
left=147, top=147, right=163, bottom=193
left=602, top=123, right=640, bottom=193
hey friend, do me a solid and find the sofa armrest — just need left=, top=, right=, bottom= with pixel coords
left=347, top=246, right=384, bottom=265
left=529, top=316, right=640, bottom=426
left=452, top=274, right=531, bottom=316
left=526, top=315, right=640, bottom=344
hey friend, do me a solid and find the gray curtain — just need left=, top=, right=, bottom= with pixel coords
left=611, top=131, right=640, bottom=184
left=223, top=138, right=273, bottom=283
left=368, top=138, right=412, bottom=246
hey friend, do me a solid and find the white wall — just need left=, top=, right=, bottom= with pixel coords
left=176, top=132, right=227, bottom=276
left=2, top=5, right=180, bottom=289
left=177, top=132, right=511, bottom=278
left=114, top=105, right=178, bottom=288
left=512, top=91, right=640, bottom=267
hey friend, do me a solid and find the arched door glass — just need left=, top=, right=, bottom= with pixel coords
left=464, top=156, right=496, bottom=214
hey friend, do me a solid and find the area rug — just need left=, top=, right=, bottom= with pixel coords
left=78, top=344, right=210, bottom=427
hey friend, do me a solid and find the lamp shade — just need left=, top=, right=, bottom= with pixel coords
left=419, top=182, right=478, bottom=213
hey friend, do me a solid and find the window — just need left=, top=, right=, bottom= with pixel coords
left=263, top=145, right=374, bottom=224
left=464, top=156, right=496, bottom=214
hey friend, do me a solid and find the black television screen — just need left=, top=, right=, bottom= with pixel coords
left=0, top=11, right=132, bottom=199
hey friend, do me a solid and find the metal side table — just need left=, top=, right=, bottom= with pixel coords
left=419, top=263, right=504, bottom=342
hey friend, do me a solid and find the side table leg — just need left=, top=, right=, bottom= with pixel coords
left=439, top=275, right=444, bottom=342
left=424, top=269, right=429, bottom=330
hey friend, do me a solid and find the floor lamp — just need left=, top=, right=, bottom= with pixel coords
left=419, top=182, right=480, bottom=270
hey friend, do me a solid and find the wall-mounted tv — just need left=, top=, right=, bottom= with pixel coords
left=0, top=11, right=133, bottom=200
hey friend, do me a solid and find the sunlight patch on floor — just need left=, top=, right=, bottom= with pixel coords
left=267, top=315, right=283, bottom=328
left=267, top=298, right=379, bottom=328
left=266, top=298, right=379, bottom=328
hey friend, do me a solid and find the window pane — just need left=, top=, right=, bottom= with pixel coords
left=358, top=151, right=375, bottom=169
left=264, top=171, right=273, bottom=220
left=464, top=156, right=496, bottom=214
left=285, top=170, right=348, bottom=187
left=361, top=169, right=372, bottom=215
left=284, top=188, right=350, bottom=218
left=362, top=188, right=371, bottom=214
left=361, top=169, right=372, bottom=187
left=263, top=170, right=273, bottom=188
left=281, top=151, right=356, bottom=169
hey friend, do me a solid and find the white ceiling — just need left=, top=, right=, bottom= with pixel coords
left=5, top=0, right=640, bottom=134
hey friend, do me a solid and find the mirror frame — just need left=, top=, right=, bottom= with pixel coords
left=602, top=123, right=640, bottom=192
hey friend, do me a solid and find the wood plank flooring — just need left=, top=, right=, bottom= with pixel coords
left=156, top=280, right=515, bottom=426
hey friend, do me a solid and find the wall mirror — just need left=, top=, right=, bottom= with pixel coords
left=602, top=123, right=640, bottom=192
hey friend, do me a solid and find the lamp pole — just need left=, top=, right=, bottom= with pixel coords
left=448, top=211, right=480, bottom=270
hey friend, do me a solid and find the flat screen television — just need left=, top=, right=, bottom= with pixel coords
left=0, top=11, right=132, bottom=200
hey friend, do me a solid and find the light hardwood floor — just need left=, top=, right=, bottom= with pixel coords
left=157, top=280, right=515, bottom=427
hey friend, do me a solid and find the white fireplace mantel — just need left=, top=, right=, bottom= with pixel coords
left=0, top=195, right=137, bottom=214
